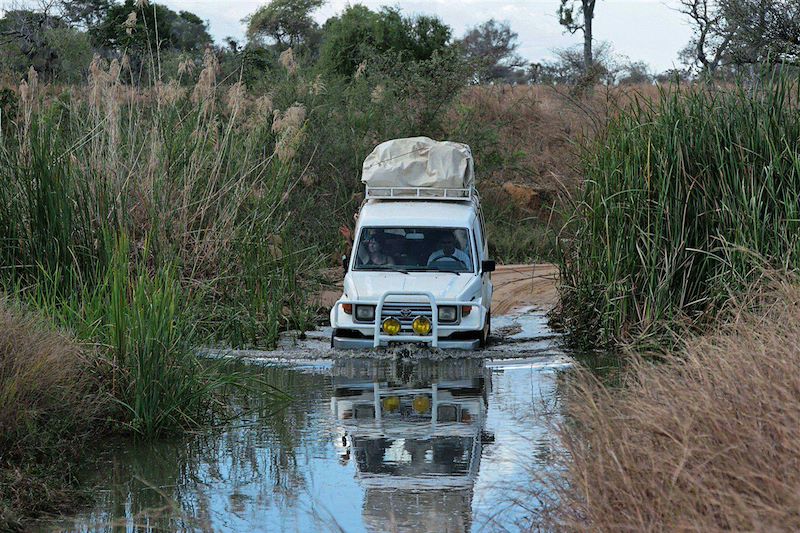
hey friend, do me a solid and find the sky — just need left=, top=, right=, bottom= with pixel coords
left=163, top=0, right=694, bottom=73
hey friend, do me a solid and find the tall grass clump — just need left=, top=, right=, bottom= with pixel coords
left=26, top=234, right=250, bottom=438
left=0, top=299, right=107, bottom=529
left=539, top=277, right=800, bottom=531
left=557, top=76, right=800, bottom=347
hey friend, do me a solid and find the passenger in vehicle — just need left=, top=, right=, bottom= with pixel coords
left=362, top=237, right=395, bottom=267
left=427, top=232, right=470, bottom=268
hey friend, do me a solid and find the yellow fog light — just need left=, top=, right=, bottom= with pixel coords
left=382, top=317, right=401, bottom=335
left=412, top=395, right=431, bottom=414
left=412, top=316, right=432, bottom=335
left=382, top=396, right=400, bottom=412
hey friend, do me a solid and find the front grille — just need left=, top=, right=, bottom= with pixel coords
left=381, top=303, right=433, bottom=332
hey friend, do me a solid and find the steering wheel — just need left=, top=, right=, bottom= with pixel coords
left=430, top=255, right=467, bottom=268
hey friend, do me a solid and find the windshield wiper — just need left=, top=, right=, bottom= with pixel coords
left=359, top=266, right=408, bottom=274
left=437, top=269, right=462, bottom=275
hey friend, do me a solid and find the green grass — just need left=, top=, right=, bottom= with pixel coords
left=557, top=75, right=800, bottom=349
left=24, top=234, right=256, bottom=437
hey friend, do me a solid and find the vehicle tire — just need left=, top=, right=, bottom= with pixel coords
left=479, top=312, right=491, bottom=348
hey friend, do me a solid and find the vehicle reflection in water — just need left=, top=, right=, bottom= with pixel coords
left=330, top=358, right=493, bottom=533
left=51, top=354, right=568, bottom=532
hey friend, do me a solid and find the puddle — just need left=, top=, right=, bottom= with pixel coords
left=44, top=312, right=570, bottom=533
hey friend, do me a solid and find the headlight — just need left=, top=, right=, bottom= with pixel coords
left=412, top=316, right=432, bottom=335
left=412, top=395, right=431, bottom=414
left=382, top=396, right=400, bottom=412
left=438, top=306, right=457, bottom=322
left=382, top=318, right=401, bottom=335
left=355, top=305, right=375, bottom=321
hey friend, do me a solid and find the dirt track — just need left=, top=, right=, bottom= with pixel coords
left=314, top=263, right=559, bottom=317
left=491, top=263, right=558, bottom=315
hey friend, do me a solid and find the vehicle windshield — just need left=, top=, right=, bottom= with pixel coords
left=353, top=227, right=474, bottom=273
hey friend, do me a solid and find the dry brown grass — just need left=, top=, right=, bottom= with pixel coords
left=0, top=300, right=103, bottom=433
left=457, top=83, right=662, bottom=194
left=0, top=299, right=107, bottom=529
left=544, top=278, right=800, bottom=531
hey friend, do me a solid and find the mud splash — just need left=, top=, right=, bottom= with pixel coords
left=208, top=308, right=566, bottom=365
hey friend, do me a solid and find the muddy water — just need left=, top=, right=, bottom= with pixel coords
left=48, top=312, right=570, bottom=533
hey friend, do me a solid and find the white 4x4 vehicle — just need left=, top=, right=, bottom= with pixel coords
left=330, top=137, right=494, bottom=350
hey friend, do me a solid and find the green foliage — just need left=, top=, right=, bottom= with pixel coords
left=245, top=0, right=324, bottom=48
left=0, top=10, right=92, bottom=81
left=483, top=198, right=558, bottom=263
left=2, top=59, right=329, bottom=352
left=558, top=0, right=596, bottom=36
left=60, top=0, right=112, bottom=29
left=557, top=76, right=800, bottom=348
left=318, top=5, right=452, bottom=77
left=0, top=119, right=109, bottom=290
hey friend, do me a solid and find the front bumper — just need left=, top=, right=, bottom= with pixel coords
left=330, top=290, right=487, bottom=349
left=332, top=334, right=480, bottom=350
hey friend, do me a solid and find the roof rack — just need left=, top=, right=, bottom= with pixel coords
left=365, top=185, right=478, bottom=202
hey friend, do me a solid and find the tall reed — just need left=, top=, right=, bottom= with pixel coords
left=0, top=56, right=315, bottom=348
left=557, top=76, right=800, bottom=347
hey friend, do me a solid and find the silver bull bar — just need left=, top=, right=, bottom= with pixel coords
left=332, top=291, right=483, bottom=348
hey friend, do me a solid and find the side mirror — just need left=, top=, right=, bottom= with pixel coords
left=481, top=260, right=496, bottom=273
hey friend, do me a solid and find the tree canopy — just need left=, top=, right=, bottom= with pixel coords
left=91, top=0, right=211, bottom=54
left=245, top=0, right=324, bottom=48
left=458, top=19, right=526, bottom=83
left=679, top=0, right=800, bottom=74
left=318, top=5, right=451, bottom=77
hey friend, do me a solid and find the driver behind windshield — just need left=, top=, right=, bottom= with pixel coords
left=427, top=231, right=471, bottom=269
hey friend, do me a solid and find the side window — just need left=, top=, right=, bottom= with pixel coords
left=472, top=219, right=484, bottom=263
left=479, top=211, right=487, bottom=250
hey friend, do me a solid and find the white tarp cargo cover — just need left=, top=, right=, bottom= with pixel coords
left=361, top=137, right=474, bottom=189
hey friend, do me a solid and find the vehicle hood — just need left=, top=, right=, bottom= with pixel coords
left=344, top=271, right=481, bottom=302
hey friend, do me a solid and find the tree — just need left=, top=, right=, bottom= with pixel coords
left=171, top=11, right=213, bottom=53
left=617, top=60, right=653, bottom=85
left=318, top=5, right=451, bottom=77
left=678, top=0, right=800, bottom=74
left=535, top=41, right=618, bottom=85
left=58, top=0, right=111, bottom=29
left=0, top=8, right=90, bottom=80
left=91, top=0, right=211, bottom=54
left=677, top=0, right=736, bottom=74
left=458, top=19, right=526, bottom=83
left=558, top=0, right=597, bottom=77
left=245, top=0, right=324, bottom=48
left=722, top=0, right=800, bottom=65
